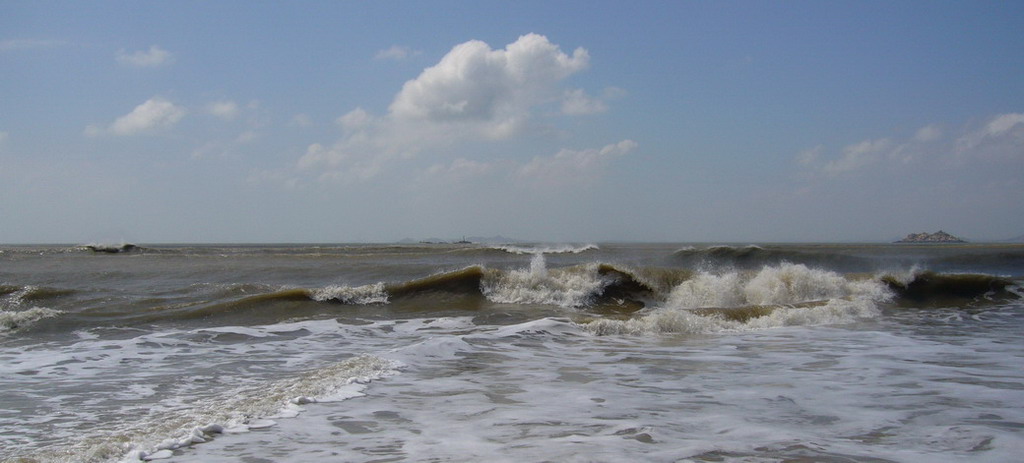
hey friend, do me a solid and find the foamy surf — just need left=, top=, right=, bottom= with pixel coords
left=1, top=317, right=403, bottom=463
left=583, top=263, right=892, bottom=335
left=53, top=354, right=400, bottom=463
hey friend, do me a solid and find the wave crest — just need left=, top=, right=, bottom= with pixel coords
left=310, top=283, right=389, bottom=304
left=881, top=270, right=1018, bottom=307
left=667, top=263, right=891, bottom=309
left=0, top=306, right=62, bottom=333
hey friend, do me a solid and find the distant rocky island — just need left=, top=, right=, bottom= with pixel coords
left=397, top=235, right=521, bottom=245
left=895, top=230, right=966, bottom=243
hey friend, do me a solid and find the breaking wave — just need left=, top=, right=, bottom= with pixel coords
left=0, top=307, right=62, bottom=333
left=881, top=270, right=1018, bottom=307
left=1, top=284, right=76, bottom=304
left=1, top=284, right=67, bottom=333
left=582, top=263, right=892, bottom=336
left=13, top=261, right=1017, bottom=333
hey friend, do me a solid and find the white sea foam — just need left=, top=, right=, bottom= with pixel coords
left=0, top=316, right=406, bottom=463
left=88, top=354, right=402, bottom=463
left=178, top=309, right=1024, bottom=463
left=309, top=282, right=389, bottom=304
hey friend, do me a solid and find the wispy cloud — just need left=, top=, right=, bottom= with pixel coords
left=289, top=114, right=314, bottom=128
left=955, top=113, right=1024, bottom=161
left=375, top=45, right=421, bottom=61
left=116, top=45, right=173, bottom=67
left=561, top=89, right=607, bottom=115
left=418, top=140, right=637, bottom=188
left=517, top=140, right=637, bottom=187
left=797, top=113, right=1024, bottom=176
left=422, top=158, right=496, bottom=183
left=206, top=100, right=239, bottom=121
left=0, top=38, right=69, bottom=51
left=85, top=97, right=186, bottom=137
left=193, top=100, right=267, bottom=158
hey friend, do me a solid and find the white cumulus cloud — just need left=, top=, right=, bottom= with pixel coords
left=388, top=33, right=589, bottom=138
left=298, top=34, right=596, bottom=181
left=86, top=97, right=186, bottom=136
left=116, top=45, right=173, bottom=67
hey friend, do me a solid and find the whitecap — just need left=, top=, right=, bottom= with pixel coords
left=0, top=306, right=62, bottom=333
left=309, top=282, right=389, bottom=304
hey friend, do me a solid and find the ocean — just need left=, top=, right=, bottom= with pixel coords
left=1, top=242, right=1022, bottom=462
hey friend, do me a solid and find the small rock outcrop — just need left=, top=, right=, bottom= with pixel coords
left=895, top=231, right=965, bottom=243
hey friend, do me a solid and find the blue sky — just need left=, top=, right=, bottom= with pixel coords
left=2, top=1, right=1022, bottom=243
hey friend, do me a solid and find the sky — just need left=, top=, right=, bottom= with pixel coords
left=1, top=1, right=1023, bottom=243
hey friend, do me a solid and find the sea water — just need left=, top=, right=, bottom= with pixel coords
left=1, top=243, right=1022, bottom=462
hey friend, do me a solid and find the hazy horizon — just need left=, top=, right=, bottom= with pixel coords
left=3, top=2, right=1022, bottom=244
left=5, top=232, right=1022, bottom=246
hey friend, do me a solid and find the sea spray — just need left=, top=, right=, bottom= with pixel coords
left=482, top=253, right=607, bottom=307
left=529, top=253, right=547, bottom=278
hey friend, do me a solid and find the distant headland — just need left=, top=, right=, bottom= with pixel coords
left=895, top=230, right=966, bottom=243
